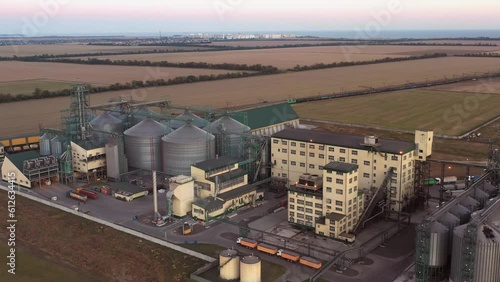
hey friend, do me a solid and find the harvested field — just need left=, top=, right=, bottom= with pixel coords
left=0, top=79, right=71, bottom=95
left=0, top=44, right=211, bottom=57
left=2, top=56, right=500, bottom=136
left=293, top=90, right=500, bottom=136
left=85, top=45, right=500, bottom=69
left=0, top=61, right=241, bottom=91
left=428, top=77, right=500, bottom=95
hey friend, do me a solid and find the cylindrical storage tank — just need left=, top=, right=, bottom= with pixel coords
left=39, top=133, right=53, bottom=156
left=450, top=224, right=466, bottom=282
left=124, top=118, right=171, bottom=171
left=240, top=255, right=261, bottom=282
left=209, top=116, right=250, bottom=160
left=220, top=249, right=240, bottom=280
left=50, top=136, right=65, bottom=159
left=131, top=107, right=157, bottom=125
left=169, top=109, right=209, bottom=130
left=428, top=222, right=448, bottom=267
left=90, top=112, right=124, bottom=147
left=474, top=223, right=500, bottom=282
left=162, top=123, right=215, bottom=176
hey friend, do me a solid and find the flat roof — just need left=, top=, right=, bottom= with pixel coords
left=218, top=184, right=256, bottom=201
left=324, top=162, right=358, bottom=173
left=192, top=198, right=225, bottom=211
left=208, top=168, right=247, bottom=184
left=272, top=129, right=415, bottom=155
left=192, top=156, right=238, bottom=172
left=288, top=185, right=323, bottom=198
left=326, top=212, right=345, bottom=222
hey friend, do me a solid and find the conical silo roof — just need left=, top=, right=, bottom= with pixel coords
left=170, top=109, right=209, bottom=129
left=124, top=118, right=171, bottom=137
left=162, top=123, right=215, bottom=143
left=209, top=116, right=250, bottom=134
left=90, top=112, right=123, bottom=127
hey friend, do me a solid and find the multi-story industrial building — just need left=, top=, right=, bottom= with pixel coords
left=271, top=129, right=433, bottom=213
left=71, top=141, right=107, bottom=182
left=191, top=156, right=260, bottom=221
left=1, top=151, right=59, bottom=188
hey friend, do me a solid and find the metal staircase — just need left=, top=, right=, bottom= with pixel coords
left=353, top=167, right=395, bottom=233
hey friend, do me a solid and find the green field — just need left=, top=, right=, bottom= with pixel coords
left=0, top=79, right=71, bottom=95
left=293, top=90, right=500, bottom=136
left=0, top=242, right=98, bottom=282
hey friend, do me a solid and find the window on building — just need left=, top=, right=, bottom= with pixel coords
left=297, top=219, right=304, bottom=225
left=315, top=203, right=323, bottom=208
left=282, top=160, right=287, bottom=164
left=300, top=143, right=305, bottom=148
left=336, top=207, right=343, bottom=212
left=364, top=161, right=370, bottom=166
left=352, top=159, right=358, bottom=164
left=319, top=154, right=324, bottom=159
left=297, top=213, right=304, bottom=218
left=336, top=179, right=344, bottom=184
left=282, top=173, right=288, bottom=178
left=306, top=208, right=313, bottom=214
left=403, top=164, right=406, bottom=169
left=282, top=149, right=288, bottom=153
left=354, top=176, right=358, bottom=181
left=282, top=140, right=287, bottom=145
left=290, top=204, right=295, bottom=209
left=306, top=201, right=313, bottom=207
left=340, top=149, right=346, bottom=153
left=300, top=151, right=305, bottom=156
left=289, top=211, right=295, bottom=217
left=291, top=161, right=296, bottom=166
left=315, top=210, right=322, bottom=215
left=336, top=200, right=343, bottom=206
left=349, top=188, right=353, bottom=194
left=273, top=139, right=279, bottom=144
left=326, top=177, right=332, bottom=182
left=336, top=189, right=343, bottom=195
left=349, top=178, right=353, bottom=184
left=404, top=155, right=407, bottom=160
left=326, top=198, right=332, bottom=204
left=328, top=155, right=334, bottom=161
left=319, top=166, right=324, bottom=170
left=297, top=207, right=304, bottom=212
left=363, top=173, right=369, bottom=178
left=352, top=150, right=358, bottom=155
left=306, top=215, right=313, bottom=221
left=297, top=199, right=304, bottom=204
left=329, top=226, right=336, bottom=231
left=309, top=164, right=315, bottom=169
left=319, top=145, right=324, bottom=150
left=291, top=150, right=296, bottom=154
left=326, top=187, right=332, bottom=192
left=329, top=147, right=335, bottom=152
left=391, top=155, right=398, bottom=161
left=309, top=144, right=315, bottom=149
left=336, top=171, right=343, bottom=176
left=339, top=157, right=346, bottom=162
left=291, top=142, right=296, bottom=146
left=348, top=199, right=352, bottom=205
left=309, top=152, right=315, bottom=157
left=327, top=205, right=332, bottom=209
left=300, top=163, right=305, bottom=167
left=289, top=198, right=295, bottom=203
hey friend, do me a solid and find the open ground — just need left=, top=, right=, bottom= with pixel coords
left=1, top=56, right=500, bottom=136
left=0, top=44, right=212, bottom=57
left=80, top=45, right=500, bottom=70
left=429, top=77, right=500, bottom=94
left=0, top=79, right=71, bottom=95
left=0, top=61, right=241, bottom=93
left=293, top=89, right=500, bottom=136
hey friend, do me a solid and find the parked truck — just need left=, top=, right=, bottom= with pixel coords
left=435, top=176, right=458, bottom=185
left=257, top=243, right=278, bottom=255
left=236, top=237, right=258, bottom=249
left=277, top=249, right=300, bottom=262
left=76, top=187, right=99, bottom=199
left=66, top=190, right=87, bottom=203
left=299, top=256, right=323, bottom=269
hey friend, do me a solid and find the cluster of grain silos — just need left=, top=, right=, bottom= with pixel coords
left=219, top=250, right=261, bottom=282
left=39, top=133, right=67, bottom=158
left=209, top=115, right=250, bottom=160
left=162, top=122, right=215, bottom=176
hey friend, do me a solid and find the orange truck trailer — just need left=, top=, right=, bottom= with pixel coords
left=257, top=243, right=278, bottom=255
left=76, top=188, right=99, bottom=199
left=277, top=249, right=300, bottom=262
left=299, top=256, right=322, bottom=269
left=236, top=237, right=258, bottom=249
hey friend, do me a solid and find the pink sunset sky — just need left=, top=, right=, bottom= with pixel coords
left=1, top=0, right=499, bottom=35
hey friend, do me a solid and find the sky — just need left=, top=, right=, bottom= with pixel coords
left=1, top=0, right=500, bottom=36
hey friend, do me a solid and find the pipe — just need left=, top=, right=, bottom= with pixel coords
left=153, top=171, right=158, bottom=220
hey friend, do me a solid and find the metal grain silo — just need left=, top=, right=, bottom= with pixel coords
left=39, top=133, right=53, bottom=156
left=90, top=112, right=124, bottom=147
left=50, top=136, right=65, bottom=159
left=240, top=255, right=261, bottom=282
left=169, top=109, right=209, bottom=130
left=162, top=123, right=215, bottom=176
left=124, top=118, right=171, bottom=171
left=220, top=249, right=240, bottom=280
left=474, top=223, right=500, bottom=282
left=210, top=116, right=250, bottom=160
left=428, top=222, right=448, bottom=268
left=131, top=107, right=157, bottom=125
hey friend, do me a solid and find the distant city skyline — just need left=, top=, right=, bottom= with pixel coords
left=1, top=0, right=500, bottom=36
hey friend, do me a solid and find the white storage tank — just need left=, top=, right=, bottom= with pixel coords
left=428, top=222, right=448, bottom=268
left=162, top=122, right=215, bottom=176
left=124, top=118, right=172, bottom=171
left=219, top=249, right=240, bottom=280
left=169, top=109, right=209, bottom=130
left=240, top=255, right=261, bottom=282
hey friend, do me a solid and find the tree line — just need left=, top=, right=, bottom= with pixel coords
left=456, top=53, right=500, bottom=58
